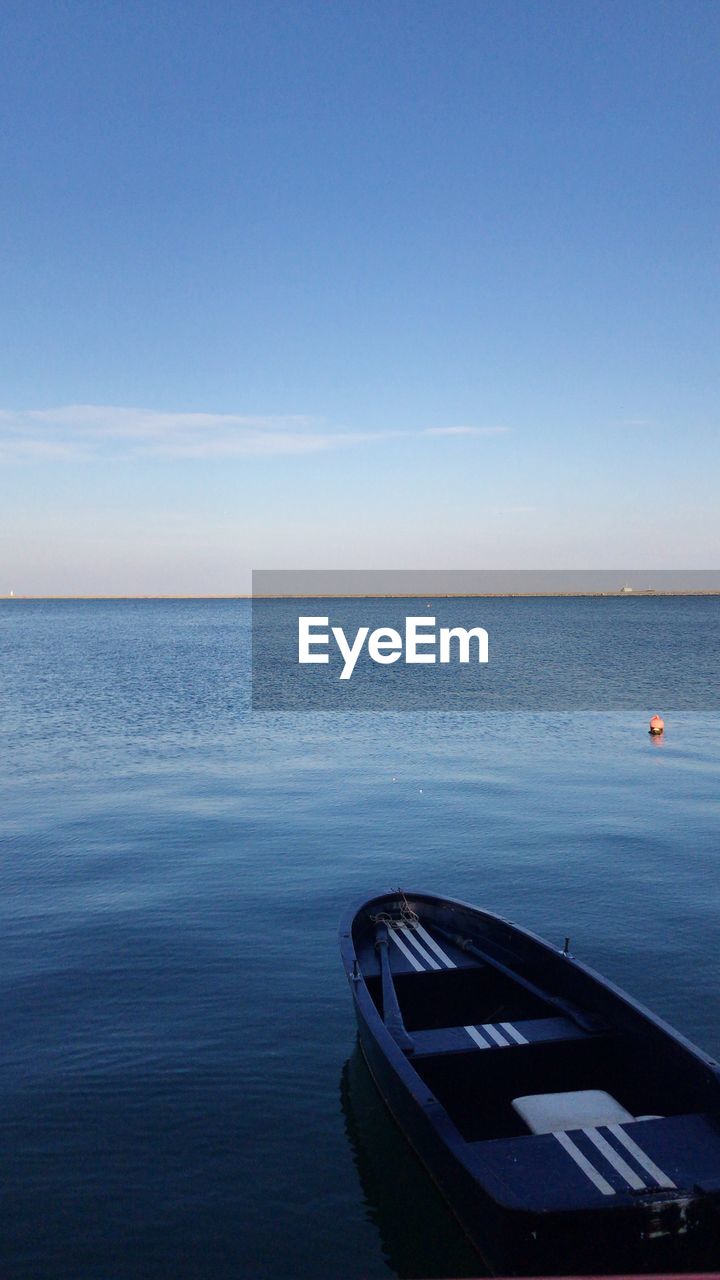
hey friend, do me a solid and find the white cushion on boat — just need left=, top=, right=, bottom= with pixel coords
left=512, top=1088, right=634, bottom=1134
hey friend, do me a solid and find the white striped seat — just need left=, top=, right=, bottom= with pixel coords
left=410, top=1014, right=591, bottom=1056
left=509, top=1091, right=675, bottom=1198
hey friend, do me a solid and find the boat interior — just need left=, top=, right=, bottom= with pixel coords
left=354, top=900, right=720, bottom=1202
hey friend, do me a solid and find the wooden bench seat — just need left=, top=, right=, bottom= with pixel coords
left=411, top=1014, right=596, bottom=1057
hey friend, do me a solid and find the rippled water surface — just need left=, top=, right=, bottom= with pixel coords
left=0, top=600, right=718, bottom=1279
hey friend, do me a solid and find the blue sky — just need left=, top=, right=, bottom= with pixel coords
left=0, top=0, right=717, bottom=593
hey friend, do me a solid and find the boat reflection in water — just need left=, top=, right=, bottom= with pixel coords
left=340, top=1040, right=486, bottom=1279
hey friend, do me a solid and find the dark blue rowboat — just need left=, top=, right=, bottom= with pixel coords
left=339, top=891, right=720, bottom=1276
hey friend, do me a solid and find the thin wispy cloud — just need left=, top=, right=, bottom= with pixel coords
left=0, top=406, right=511, bottom=461
left=0, top=405, right=339, bottom=461
left=492, top=504, right=538, bottom=514
left=422, top=425, right=509, bottom=437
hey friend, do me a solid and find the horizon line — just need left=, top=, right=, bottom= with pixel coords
left=2, top=591, right=720, bottom=602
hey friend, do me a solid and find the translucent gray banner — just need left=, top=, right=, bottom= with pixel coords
left=251, top=571, right=720, bottom=711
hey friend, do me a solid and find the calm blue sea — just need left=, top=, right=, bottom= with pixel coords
left=0, top=599, right=718, bottom=1280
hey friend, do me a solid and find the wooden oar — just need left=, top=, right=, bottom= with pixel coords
left=431, top=923, right=604, bottom=1034
left=375, top=922, right=415, bottom=1053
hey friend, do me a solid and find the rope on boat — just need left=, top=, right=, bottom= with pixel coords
left=371, top=888, right=419, bottom=931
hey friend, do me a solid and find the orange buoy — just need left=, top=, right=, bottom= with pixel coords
left=649, top=714, right=665, bottom=735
